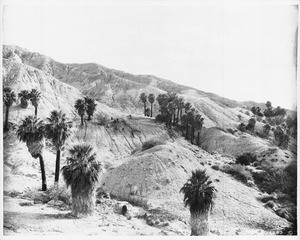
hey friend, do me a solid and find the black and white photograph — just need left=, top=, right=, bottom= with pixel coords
left=1, top=0, right=298, bottom=238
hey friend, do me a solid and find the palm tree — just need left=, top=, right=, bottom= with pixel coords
left=177, top=97, right=185, bottom=123
left=29, top=89, right=41, bottom=118
left=139, top=93, right=148, bottom=116
left=3, top=87, right=16, bottom=132
left=45, top=110, right=73, bottom=187
left=185, top=102, right=192, bottom=113
left=167, top=101, right=177, bottom=127
left=62, top=144, right=100, bottom=217
left=17, top=116, right=47, bottom=191
left=194, top=114, right=204, bottom=145
left=148, top=93, right=155, bottom=117
left=18, top=90, right=30, bottom=108
left=74, top=99, right=86, bottom=126
left=84, top=97, right=97, bottom=120
left=180, top=170, right=216, bottom=236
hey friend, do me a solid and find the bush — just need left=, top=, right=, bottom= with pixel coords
left=155, top=114, right=166, bottom=123
left=142, top=139, right=166, bottom=151
left=211, top=165, right=220, bottom=171
left=238, top=123, right=246, bottom=132
left=236, top=152, right=257, bottom=165
left=96, top=114, right=109, bottom=126
left=253, top=167, right=296, bottom=201
left=246, top=118, right=256, bottom=131
left=245, top=111, right=250, bottom=116
left=21, top=185, right=72, bottom=206
left=220, top=164, right=253, bottom=183
left=226, top=128, right=237, bottom=135
left=274, top=126, right=290, bottom=148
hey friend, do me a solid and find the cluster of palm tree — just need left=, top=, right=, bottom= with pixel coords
left=180, top=169, right=216, bottom=236
left=74, top=97, right=97, bottom=125
left=3, top=88, right=42, bottom=132
left=155, top=92, right=204, bottom=145
left=17, top=110, right=72, bottom=191
left=18, top=89, right=42, bottom=117
left=139, top=93, right=155, bottom=117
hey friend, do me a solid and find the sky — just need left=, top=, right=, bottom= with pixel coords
left=1, top=0, right=298, bottom=110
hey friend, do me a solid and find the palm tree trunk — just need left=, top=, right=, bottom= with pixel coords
left=34, top=106, right=38, bottom=118
left=197, top=132, right=200, bottom=146
left=176, top=108, right=180, bottom=124
left=54, top=149, right=61, bottom=186
left=4, top=106, right=9, bottom=132
left=190, top=211, right=209, bottom=236
left=71, top=186, right=95, bottom=217
left=150, top=103, right=153, bottom=117
left=81, top=115, right=84, bottom=126
left=38, top=154, right=47, bottom=191
left=191, top=125, right=195, bottom=144
left=180, top=109, right=183, bottom=121
left=186, top=124, right=189, bottom=140
left=144, top=102, right=146, bottom=116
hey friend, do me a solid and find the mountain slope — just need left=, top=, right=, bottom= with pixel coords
left=3, top=45, right=267, bottom=129
left=2, top=45, right=296, bottom=236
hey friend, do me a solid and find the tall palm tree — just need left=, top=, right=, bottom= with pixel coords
left=18, top=90, right=30, bottom=108
left=180, top=170, right=216, bottom=236
left=139, top=93, right=148, bottom=116
left=62, top=144, right=100, bottom=217
left=167, top=101, right=177, bottom=127
left=177, top=97, right=185, bottom=123
left=29, top=89, right=41, bottom=118
left=74, top=99, right=86, bottom=126
left=3, top=87, right=16, bottom=132
left=45, top=110, right=73, bottom=187
left=194, top=114, right=204, bottom=145
left=84, top=97, right=97, bottom=120
left=17, top=116, right=47, bottom=191
left=148, top=93, right=155, bottom=117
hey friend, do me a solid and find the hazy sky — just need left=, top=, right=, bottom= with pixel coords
left=2, top=0, right=298, bottom=109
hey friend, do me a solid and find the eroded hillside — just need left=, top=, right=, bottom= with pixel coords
left=2, top=45, right=296, bottom=236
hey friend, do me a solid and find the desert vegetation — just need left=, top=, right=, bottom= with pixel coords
left=180, top=170, right=216, bottom=236
left=3, top=87, right=16, bottom=132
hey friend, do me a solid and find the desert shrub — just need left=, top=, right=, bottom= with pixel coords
left=142, top=139, right=166, bottom=151
left=96, top=114, right=109, bottom=126
left=220, top=164, right=253, bottom=183
left=21, top=185, right=72, bottom=205
left=245, top=111, right=250, bottom=116
left=155, top=114, right=166, bottom=123
left=226, top=128, right=237, bottom=135
left=274, top=126, right=290, bottom=148
left=211, top=165, right=220, bottom=171
left=263, top=124, right=271, bottom=136
left=237, top=114, right=242, bottom=121
left=253, top=168, right=296, bottom=200
left=246, top=118, right=256, bottom=131
left=236, top=152, right=257, bottom=165
left=238, top=123, right=246, bottom=132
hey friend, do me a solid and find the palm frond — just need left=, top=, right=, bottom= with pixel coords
left=17, top=116, right=45, bottom=143
left=180, top=169, right=216, bottom=213
left=62, top=144, right=100, bottom=189
left=45, top=110, right=72, bottom=148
